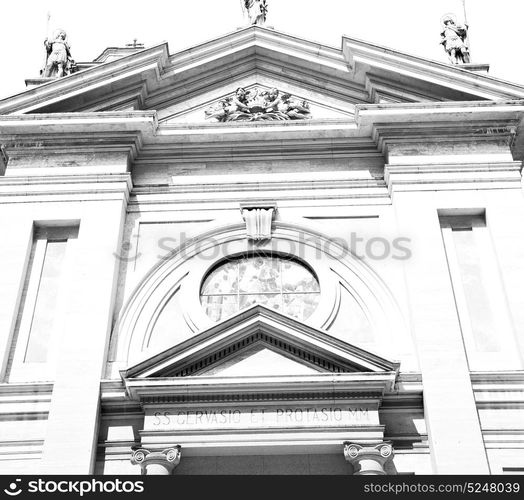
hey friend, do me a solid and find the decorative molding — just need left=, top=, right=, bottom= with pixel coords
left=240, top=201, right=277, bottom=240
left=152, top=332, right=361, bottom=378
left=137, top=389, right=391, bottom=405
left=0, top=382, right=54, bottom=419
left=124, top=372, right=399, bottom=404
left=0, top=173, right=133, bottom=204
left=100, top=376, right=422, bottom=407
left=384, top=162, right=522, bottom=194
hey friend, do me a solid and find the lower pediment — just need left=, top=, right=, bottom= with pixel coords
left=122, top=306, right=400, bottom=380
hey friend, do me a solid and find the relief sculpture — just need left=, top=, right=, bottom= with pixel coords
left=205, top=87, right=311, bottom=122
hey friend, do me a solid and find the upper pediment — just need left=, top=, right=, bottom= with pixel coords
left=2, top=27, right=524, bottom=117
left=122, top=305, right=400, bottom=380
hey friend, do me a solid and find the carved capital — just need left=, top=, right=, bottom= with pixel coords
left=240, top=201, right=277, bottom=241
left=131, top=446, right=181, bottom=475
left=344, top=442, right=394, bottom=475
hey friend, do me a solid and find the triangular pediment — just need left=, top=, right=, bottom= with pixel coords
left=122, top=305, right=400, bottom=379
left=2, top=27, right=524, bottom=116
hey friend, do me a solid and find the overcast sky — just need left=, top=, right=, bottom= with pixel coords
left=1, top=0, right=523, bottom=99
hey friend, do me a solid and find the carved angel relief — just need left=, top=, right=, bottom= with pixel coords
left=205, top=87, right=311, bottom=122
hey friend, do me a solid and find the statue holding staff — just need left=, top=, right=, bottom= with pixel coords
left=243, top=0, right=268, bottom=26
left=43, top=29, right=75, bottom=78
left=440, top=14, right=470, bottom=64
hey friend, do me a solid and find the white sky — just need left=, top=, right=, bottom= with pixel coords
left=1, top=0, right=523, bottom=100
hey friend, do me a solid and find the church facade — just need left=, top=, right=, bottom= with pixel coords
left=0, top=26, right=523, bottom=475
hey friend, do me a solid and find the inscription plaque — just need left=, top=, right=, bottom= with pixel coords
left=145, top=404, right=376, bottom=431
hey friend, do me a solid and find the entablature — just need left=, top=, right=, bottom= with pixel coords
left=1, top=102, right=523, bottom=194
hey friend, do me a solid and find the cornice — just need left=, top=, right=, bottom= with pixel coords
left=343, top=36, right=524, bottom=101
left=470, top=371, right=524, bottom=384
left=0, top=173, right=132, bottom=187
left=0, top=173, right=132, bottom=203
left=100, top=376, right=421, bottom=409
left=123, top=372, right=399, bottom=403
left=0, top=382, right=53, bottom=419
left=470, top=371, right=524, bottom=410
left=358, top=103, right=524, bottom=160
left=150, top=59, right=367, bottom=114
left=0, top=113, right=157, bottom=167
left=0, top=382, right=54, bottom=396
left=356, top=100, right=524, bottom=127
left=384, top=162, right=522, bottom=193
left=0, top=111, right=157, bottom=134
left=167, top=26, right=347, bottom=77
left=0, top=45, right=169, bottom=115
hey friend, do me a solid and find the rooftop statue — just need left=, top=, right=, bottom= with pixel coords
left=43, top=29, right=76, bottom=78
left=243, top=0, right=268, bottom=26
left=205, top=87, right=311, bottom=122
left=440, top=14, right=470, bottom=64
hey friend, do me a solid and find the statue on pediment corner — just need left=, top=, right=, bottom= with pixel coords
left=243, top=0, right=268, bottom=26
left=440, top=14, right=470, bottom=64
left=42, top=29, right=77, bottom=78
left=205, top=87, right=311, bottom=122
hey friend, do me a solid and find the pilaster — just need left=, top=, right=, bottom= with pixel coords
left=392, top=194, right=490, bottom=473
left=38, top=195, right=128, bottom=474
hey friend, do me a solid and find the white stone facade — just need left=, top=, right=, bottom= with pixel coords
left=0, top=27, right=523, bottom=475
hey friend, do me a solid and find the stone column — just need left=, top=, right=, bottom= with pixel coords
left=344, top=442, right=394, bottom=475
left=131, top=447, right=181, bottom=475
